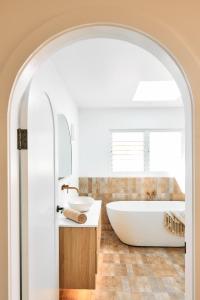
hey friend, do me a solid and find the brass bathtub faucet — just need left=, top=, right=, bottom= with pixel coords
left=146, top=190, right=157, bottom=200
left=61, top=184, right=80, bottom=194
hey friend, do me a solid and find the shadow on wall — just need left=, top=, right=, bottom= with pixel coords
left=79, top=177, right=185, bottom=225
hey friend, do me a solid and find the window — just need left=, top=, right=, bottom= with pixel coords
left=149, top=131, right=183, bottom=173
left=111, top=130, right=183, bottom=174
left=111, top=131, right=145, bottom=172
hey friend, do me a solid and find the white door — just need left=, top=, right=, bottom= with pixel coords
left=20, top=88, right=58, bottom=300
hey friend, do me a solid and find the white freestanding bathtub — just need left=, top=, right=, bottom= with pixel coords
left=106, top=201, right=185, bottom=247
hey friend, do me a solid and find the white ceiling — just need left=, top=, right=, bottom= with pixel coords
left=51, top=38, right=183, bottom=108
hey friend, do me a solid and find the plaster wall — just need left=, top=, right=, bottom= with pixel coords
left=79, top=107, right=184, bottom=177
left=1, top=1, right=200, bottom=299
left=30, top=60, right=79, bottom=205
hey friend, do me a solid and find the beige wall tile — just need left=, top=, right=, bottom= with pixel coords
left=79, top=177, right=185, bottom=224
left=136, top=178, right=142, bottom=194
left=171, top=193, right=185, bottom=201
left=128, top=178, right=136, bottom=193
left=159, top=193, right=171, bottom=201
left=157, top=178, right=170, bottom=194
left=79, top=177, right=88, bottom=193
left=173, top=179, right=182, bottom=194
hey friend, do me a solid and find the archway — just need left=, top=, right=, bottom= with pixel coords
left=8, top=25, right=193, bottom=300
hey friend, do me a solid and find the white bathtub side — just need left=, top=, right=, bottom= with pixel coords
left=106, top=201, right=185, bottom=247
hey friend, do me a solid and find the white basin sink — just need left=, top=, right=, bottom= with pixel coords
left=68, top=196, right=94, bottom=212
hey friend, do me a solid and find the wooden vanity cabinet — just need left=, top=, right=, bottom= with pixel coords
left=59, top=216, right=101, bottom=289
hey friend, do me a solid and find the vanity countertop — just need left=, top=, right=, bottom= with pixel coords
left=58, top=200, right=102, bottom=228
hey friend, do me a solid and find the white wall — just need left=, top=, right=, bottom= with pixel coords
left=30, top=60, right=79, bottom=205
left=79, top=107, right=185, bottom=177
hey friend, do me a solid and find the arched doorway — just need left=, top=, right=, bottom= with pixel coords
left=8, top=25, right=193, bottom=300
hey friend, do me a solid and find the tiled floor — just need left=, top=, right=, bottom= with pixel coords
left=60, top=230, right=185, bottom=300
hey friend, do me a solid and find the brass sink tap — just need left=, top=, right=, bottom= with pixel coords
left=61, top=184, right=80, bottom=194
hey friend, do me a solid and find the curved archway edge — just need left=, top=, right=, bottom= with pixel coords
left=7, top=24, right=194, bottom=300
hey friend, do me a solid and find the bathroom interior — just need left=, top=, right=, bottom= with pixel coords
left=22, top=32, right=186, bottom=300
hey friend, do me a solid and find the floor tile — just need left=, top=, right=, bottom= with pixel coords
left=61, top=230, right=185, bottom=299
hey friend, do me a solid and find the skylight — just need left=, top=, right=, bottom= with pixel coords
left=132, top=81, right=181, bottom=102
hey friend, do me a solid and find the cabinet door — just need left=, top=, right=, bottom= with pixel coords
left=59, top=227, right=96, bottom=289
left=96, top=220, right=101, bottom=273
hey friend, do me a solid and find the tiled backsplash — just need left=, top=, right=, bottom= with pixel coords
left=79, top=177, right=185, bottom=225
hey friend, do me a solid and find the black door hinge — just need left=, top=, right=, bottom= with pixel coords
left=17, top=129, right=28, bottom=150
left=185, top=242, right=186, bottom=254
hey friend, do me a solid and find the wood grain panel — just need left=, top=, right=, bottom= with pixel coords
left=96, top=218, right=101, bottom=273
left=59, top=227, right=97, bottom=289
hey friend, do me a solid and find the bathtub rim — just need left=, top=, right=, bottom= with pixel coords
left=106, top=200, right=185, bottom=213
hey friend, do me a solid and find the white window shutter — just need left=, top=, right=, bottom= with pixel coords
left=112, top=131, right=145, bottom=172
